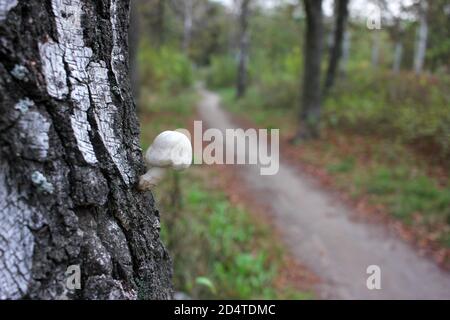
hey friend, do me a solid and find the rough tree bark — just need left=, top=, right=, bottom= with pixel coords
left=323, top=0, right=349, bottom=95
left=296, top=0, right=323, bottom=140
left=236, top=0, right=250, bottom=99
left=0, top=0, right=172, bottom=299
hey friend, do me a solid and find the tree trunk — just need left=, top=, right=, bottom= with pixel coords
left=392, top=40, right=403, bottom=73
left=155, top=0, right=166, bottom=45
left=413, top=0, right=428, bottom=74
left=182, top=0, right=193, bottom=52
left=236, top=0, right=250, bottom=99
left=145, top=0, right=165, bottom=46
left=390, top=19, right=404, bottom=74
left=323, top=0, right=349, bottom=95
left=297, top=0, right=323, bottom=140
left=371, top=31, right=380, bottom=68
left=0, top=0, right=172, bottom=299
left=340, top=30, right=351, bottom=76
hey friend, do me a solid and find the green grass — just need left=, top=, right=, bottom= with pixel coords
left=360, top=166, right=450, bottom=223
left=154, top=171, right=313, bottom=299
left=327, top=157, right=355, bottom=174
left=139, top=88, right=197, bottom=150
left=217, top=87, right=297, bottom=134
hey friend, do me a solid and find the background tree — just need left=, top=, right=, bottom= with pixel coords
left=168, top=0, right=204, bottom=55
left=187, top=1, right=233, bottom=65
left=371, top=31, right=381, bottom=67
left=0, top=0, right=172, bottom=299
left=324, top=0, right=349, bottom=94
left=339, top=29, right=351, bottom=76
left=424, top=0, right=449, bottom=72
left=390, top=20, right=405, bottom=73
left=236, top=0, right=251, bottom=98
left=378, top=0, right=407, bottom=73
left=296, top=0, right=324, bottom=140
left=413, top=0, right=428, bottom=74
left=142, top=0, right=167, bottom=47
left=182, top=0, right=194, bottom=52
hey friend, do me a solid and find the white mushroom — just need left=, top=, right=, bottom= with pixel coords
left=138, top=130, right=192, bottom=190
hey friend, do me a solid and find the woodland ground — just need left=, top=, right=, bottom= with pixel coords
left=139, top=88, right=317, bottom=299
left=139, top=84, right=450, bottom=299
left=134, top=0, right=450, bottom=300
left=217, top=85, right=450, bottom=267
left=196, top=87, right=450, bottom=299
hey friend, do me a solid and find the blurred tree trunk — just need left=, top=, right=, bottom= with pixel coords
left=390, top=18, right=404, bottom=74
left=0, top=0, right=172, bottom=299
left=296, top=0, right=324, bottom=140
left=155, top=0, right=166, bottom=45
left=392, top=40, right=403, bottom=73
left=340, top=30, right=351, bottom=76
left=413, top=0, right=428, bottom=74
left=182, top=0, right=193, bottom=52
left=236, top=0, right=250, bottom=99
left=371, top=31, right=380, bottom=67
left=129, top=0, right=140, bottom=102
left=324, top=0, right=349, bottom=95
left=145, top=0, right=165, bottom=46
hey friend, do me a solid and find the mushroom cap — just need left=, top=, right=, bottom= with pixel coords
left=144, top=130, right=192, bottom=170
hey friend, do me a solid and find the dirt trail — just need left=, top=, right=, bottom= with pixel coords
left=196, top=88, right=450, bottom=299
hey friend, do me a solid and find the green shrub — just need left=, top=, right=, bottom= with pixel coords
left=282, top=46, right=303, bottom=78
left=138, top=41, right=193, bottom=92
left=154, top=172, right=310, bottom=299
left=257, top=77, right=298, bottom=110
left=324, top=71, right=450, bottom=160
left=206, top=55, right=237, bottom=89
left=362, top=166, right=450, bottom=224
left=139, top=89, right=197, bottom=150
left=207, top=48, right=300, bottom=111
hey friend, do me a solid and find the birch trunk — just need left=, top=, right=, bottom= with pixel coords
left=182, top=0, right=193, bottom=52
left=371, top=31, right=380, bottom=68
left=0, top=0, right=172, bottom=299
left=392, top=40, right=403, bottom=73
left=340, top=30, right=351, bottom=75
left=413, top=0, right=428, bottom=74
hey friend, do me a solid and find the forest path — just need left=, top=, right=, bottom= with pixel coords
left=196, top=88, right=450, bottom=299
